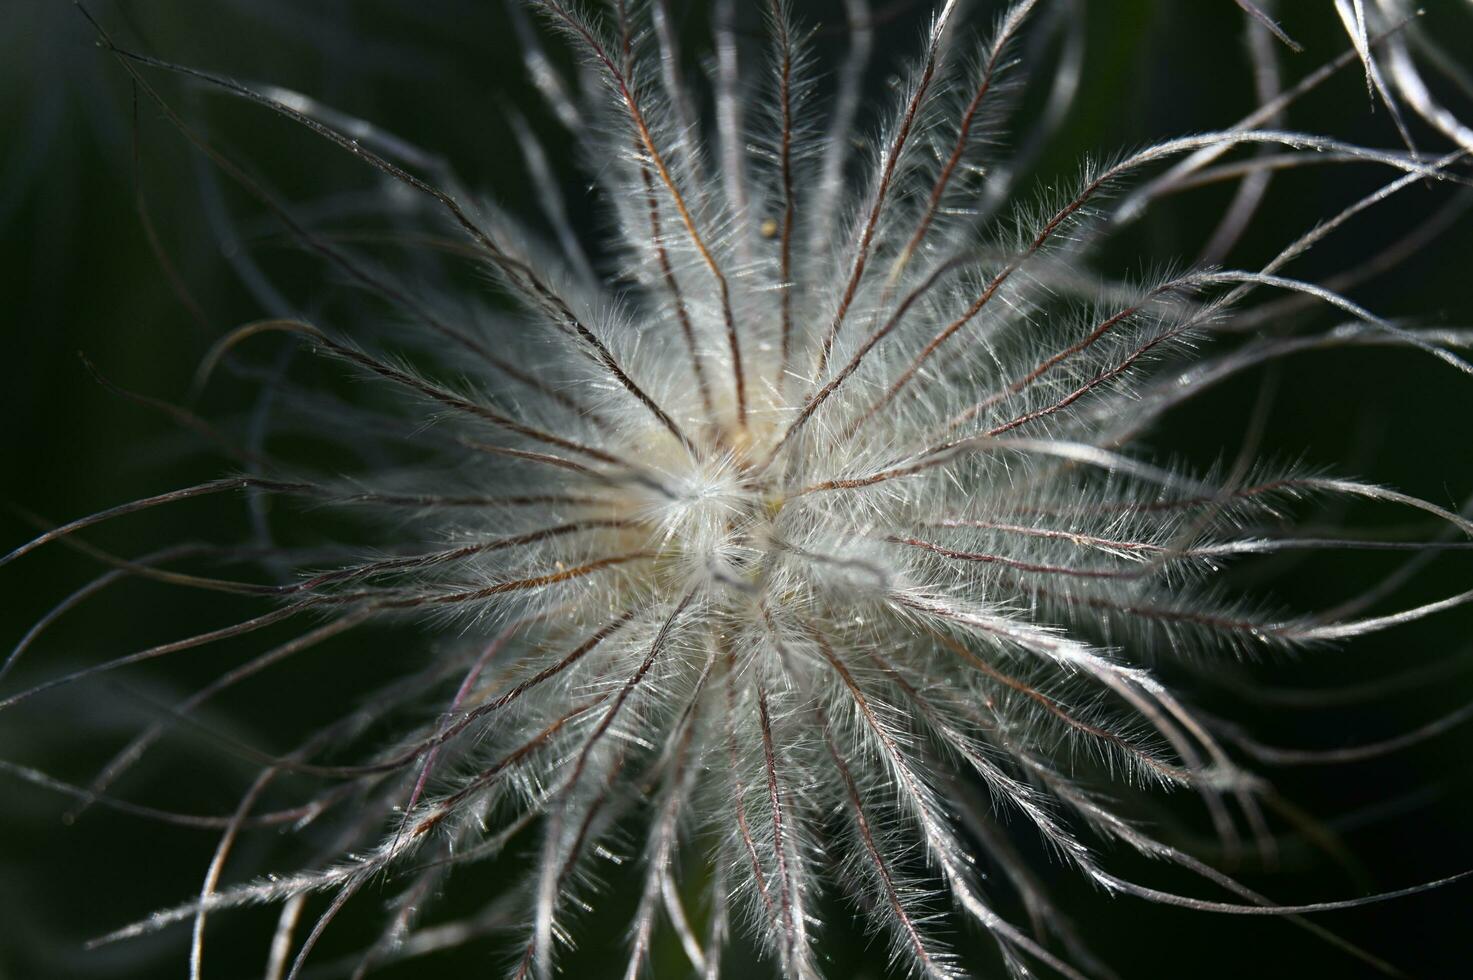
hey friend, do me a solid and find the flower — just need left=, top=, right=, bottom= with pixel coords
left=4, top=2, right=1472, bottom=978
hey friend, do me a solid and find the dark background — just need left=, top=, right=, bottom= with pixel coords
left=3, top=1, right=1472, bottom=977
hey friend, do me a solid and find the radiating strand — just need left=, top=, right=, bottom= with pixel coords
left=939, top=271, right=1206, bottom=434
left=1197, top=13, right=1285, bottom=265
left=1227, top=190, right=1473, bottom=332
left=888, top=0, right=1040, bottom=284
left=892, top=535, right=1162, bottom=581
left=289, top=520, right=634, bottom=595
left=534, top=0, right=748, bottom=430
left=769, top=0, right=799, bottom=389
left=946, top=782, right=1117, bottom=977
left=816, top=697, right=957, bottom=980
left=613, top=1, right=717, bottom=425
left=915, top=517, right=1473, bottom=561
left=816, top=0, right=961, bottom=375
left=623, top=665, right=705, bottom=980
left=2, top=477, right=308, bottom=568
left=945, top=243, right=1471, bottom=444
left=837, top=0, right=1043, bottom=439
left=396, top=615, right=545, bottom=829
left=293, top=552, right=650, bottom=612
left=721, top=650, right=783, bottom=946
left=524, top=592, right=692, bottom=977
left=0, top=758, right=353, bottom=831
left=172, top=94, right=615, bottom=430
left=796, top=435, right=1210, bottom=499
left=807, top=0, right=872, bottom=262
left=1234, top=0, right=1302, bottom=50
left=1333, top=0, right=1419, bottom=156
left=308, top=333, right=633, bottom=466
left=411, top=699, right=611, bottom=844
left=0, top=606, right=302, bottom=712
left=522, top=754, right=628, bottom=980
left=192, top=706, right=361, bottom=980
left=3, top=543, right=208, bottom=684
left=1201, top=681, right=1473, bottom=768
left=254, top=609, right=637, bottom=781
left=1093, top=866, right=1473, bottom=917
left=86, top=14, right=690, bottom=449
left=924, top=627, right=1189, bottom=784
left=506, top=107, right=599, bottom=286
left=77, top=610, right=373, bottom=821
left=796, top=620, right=1091, bottom=980
left=756, top=680, right=804, bottom=977
left=774, top=128, right=1438, bottom=465
left=45, top=520, right=635, bottom=607
left=1039, top=770, right=1406, bottom=975
left=282, top=876, right=365, bottom=980
left=1113, top=16, right=1416, bottom=222
left=80, top=355, right=275, bottom=470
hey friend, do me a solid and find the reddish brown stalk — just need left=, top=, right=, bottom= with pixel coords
left=756, top=683, right=800, bottom=968
left=453, top=440, right=597, bottom=478
left=4, top=530, right=277, bottom=599
left=316, top=338, right=626, bottom=466
left=723, top=652, right=780, bottom=925
left=770, top=0, right=798, bottom=389
left=258, top=610, right=638, bottom=781
left=764, top=254, right=965, bottom=467
left=79, top=611, right=375, bottom=815
left=641, top=162, right=717, bottom=420
left=400, top=617, right=535, bottom=819
left=940, top=282, right=1185, bottom=433
left=371, top=552, right=656, bottom=608
left=815, top=0, right=955, bottom=376
left=795, top=454, right=947, bottom=495
left=292, top=520, right=634, bottom=594
left=87, top=17, right=685, bottom=448
left=538, top=1, right=747, bottom=429
left=816, top=701, right=943, bottom=975
left=412, top=699, right=611, bottom=837
left=889, top=535, right=1147, bottom=580
left=556, top=591, right=693, bottom=801
left=295, top=490, right=604, bottom=509
left=892, top=4, right=1026, bottom=279
left=56, top=520, right=635, bottom=613
left=832, top=7, right=1032, bottom=441
left=0, top=606, right=303, bottom=712
left=2, top=477, right=310, bottom=567
left=617, top=0, right=717, bottom=422
left=979, top=320, right=1198, bottom=439
left=925, top=628, right=1188, bottom=783
left=773, top=144, right=1170, bottom=466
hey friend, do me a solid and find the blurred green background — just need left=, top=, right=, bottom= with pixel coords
left=3, top=1, right=1472, bottom=977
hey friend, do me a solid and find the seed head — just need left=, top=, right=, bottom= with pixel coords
left=5, top=2, right=1473, bottom=978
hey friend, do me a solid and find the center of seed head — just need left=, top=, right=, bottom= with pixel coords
left=611, top=421, right=796, bottom=599
left=708, top=484, right=780, bottom=594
